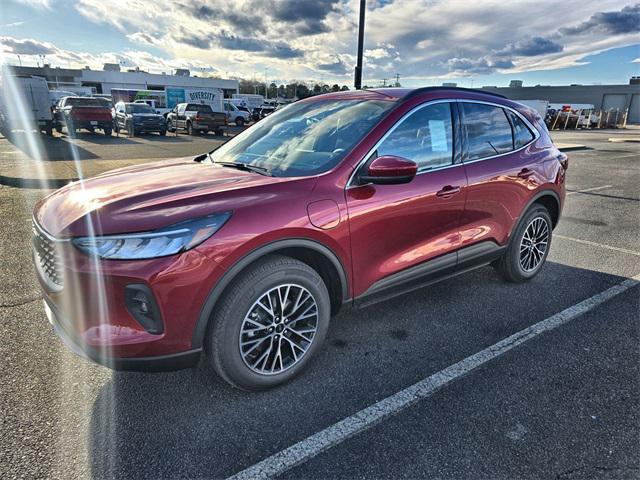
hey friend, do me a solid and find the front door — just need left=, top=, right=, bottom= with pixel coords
left=346, top=101, right=467, bottom=298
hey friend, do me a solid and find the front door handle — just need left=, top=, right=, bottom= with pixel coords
left=517, top=168, right=534, bottom=179
left=436, top=185, right=461, bottom=198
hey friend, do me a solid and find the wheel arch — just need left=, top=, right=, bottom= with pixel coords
left=516, top=189, right=561, bottom=232
left=191, top=238, right=350, bottom=349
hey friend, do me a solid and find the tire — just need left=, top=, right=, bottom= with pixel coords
left=159, top=129, right=166, bottom=136
left=104, top=127, right=112, bottom=136
left=235, top=117, right=245, bottom=127
left=127, top=122, right=135, bottom=137
left=494, top=204, right=552, bottom=283
left=45, top=125, right=53, bottom=137
left=206, top=255, right=331, bottom=391
left=167, top=119, right=175, bottom=133
left=187, top=122, right=195, bottom=135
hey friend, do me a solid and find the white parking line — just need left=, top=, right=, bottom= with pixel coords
left=555, top=234, right=640, bottom=257
left=566, top=185, right=613, bottom=196
left=227, top=274, right=640, bottom=480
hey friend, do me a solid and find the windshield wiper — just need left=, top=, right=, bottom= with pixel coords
left=214, top=160, right=272, bottom=176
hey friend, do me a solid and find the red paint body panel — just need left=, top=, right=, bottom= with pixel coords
left=33, top=88, right=566, bottom=365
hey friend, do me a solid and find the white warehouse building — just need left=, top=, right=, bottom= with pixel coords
left=10, top=64, right=239, bottom=98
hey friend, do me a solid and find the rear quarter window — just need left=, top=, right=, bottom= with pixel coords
left=508, top=111, right=535, bottom=149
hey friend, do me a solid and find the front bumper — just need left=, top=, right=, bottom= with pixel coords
left=43, top=296, right=201, bottom=371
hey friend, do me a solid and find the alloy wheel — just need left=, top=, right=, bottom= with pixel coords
left=239, top=284, right=319, bottom=375
left=519, top=216, right=550, bottom=272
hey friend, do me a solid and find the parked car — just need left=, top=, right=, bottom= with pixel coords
left=53, top=96, right=113, bottom=136
left=113, top=101, right=166, bottom=136
left=223, top=100, right=251, bottom=126
left=32, top=87, right=566, bottom=390
left=251, top=107, right=262, bottom=122
left=166, top=102, right=227, bottom=136
left=259, top=106, right=276, bottom=118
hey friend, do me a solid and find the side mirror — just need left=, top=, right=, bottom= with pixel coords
left=359, top=155, right=418, bottom=185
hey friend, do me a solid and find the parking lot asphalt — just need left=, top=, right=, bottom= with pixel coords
left=0, top=129, right=638, bottom=479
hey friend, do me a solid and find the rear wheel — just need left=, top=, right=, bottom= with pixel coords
left=127, top=121, right=135, bottom=137
left=187, top=122, right=194, bottom=135
left=159, top=129, right=167, bottom=136
left=494, top=204, right=552, bottom=282
left=167, top=119, right=175, bottom=133
left=235, top=117, right=245, bottom=127
left=104, top=127, right=112, bottom=136
left=206, top=255, right=330, bottom=390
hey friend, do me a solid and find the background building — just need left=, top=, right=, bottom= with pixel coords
left=481, top=79, right=640, bottom=124
left=10, top=64, right=239, bottom=98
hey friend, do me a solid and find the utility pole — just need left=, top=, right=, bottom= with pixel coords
left=382, top=78, right=387, bottom=87
left=354, top=0, right=366, bottom=89
left=394, top=73, right=400, bottom=87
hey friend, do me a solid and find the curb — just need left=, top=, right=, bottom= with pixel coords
left=608, top=138, right=640, bottom=143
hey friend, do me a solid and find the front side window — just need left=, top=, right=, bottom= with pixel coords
left=462, top=103, right=513, bottom=160
left=375, top=102, right=453, bottom=171
left=206, top=99, right=392, bottom=177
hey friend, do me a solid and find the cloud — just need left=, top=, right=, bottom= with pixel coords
left=0, top=36, right=57, bottom=55
left=560, top=4, right=640, bottom=35
left=126, top=32, right=160, bottom=46
left=498, top=37, right=563, bottom=57
left=268, top=0, right=340, bottom=35
left=5, top=1, right=640, bottom=84
left=317, top=57, right=349, bottom=74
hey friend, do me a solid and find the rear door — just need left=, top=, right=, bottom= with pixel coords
left=346, top=101, right=467, bottom=298
left=458, top=100, right=543, bottom=249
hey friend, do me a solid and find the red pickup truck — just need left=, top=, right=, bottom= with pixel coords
left=54, top=97, right=113, bottom=136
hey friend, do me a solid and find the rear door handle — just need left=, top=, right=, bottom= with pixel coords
left=517, top=168, right=534, bottom=179
left=436, top=185, right=461, bottom=198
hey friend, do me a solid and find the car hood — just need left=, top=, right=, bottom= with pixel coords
left=35, top=156, right=316, bottom=237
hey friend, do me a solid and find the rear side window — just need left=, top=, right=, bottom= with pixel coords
left=375, top=102, right=453, bottom=171
left=508, top=111, right=535, bottom=149
left=462, top=103, right=513, bottom=160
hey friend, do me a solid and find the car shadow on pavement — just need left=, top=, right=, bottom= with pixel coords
left=86, top=262, right=631, bottom=479
left=2, top=131, right=100, bottom=160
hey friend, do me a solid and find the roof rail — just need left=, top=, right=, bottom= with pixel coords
left=403, top=86, right=507, bottom=100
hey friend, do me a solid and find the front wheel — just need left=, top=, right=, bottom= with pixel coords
left=207, top=255, right=330, bottom=390
left=494, top=204, right=552, bottom=282
left=235, top=117, right=245, bottom=127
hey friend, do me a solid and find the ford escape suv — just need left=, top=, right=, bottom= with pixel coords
left=32, top=87, right=566, bottom=390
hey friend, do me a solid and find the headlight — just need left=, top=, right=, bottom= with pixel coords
left=72, top=213, right=231, bottom=260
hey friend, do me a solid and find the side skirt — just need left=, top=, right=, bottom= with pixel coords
left=354, top=241, right=506, bottom=309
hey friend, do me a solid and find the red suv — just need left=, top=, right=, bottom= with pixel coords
left=33, top=88, right=566, bottom=390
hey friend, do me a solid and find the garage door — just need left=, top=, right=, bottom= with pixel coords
left=628, top=94, right=640, bottom=124
left=602, top=94, right=627, bottom=111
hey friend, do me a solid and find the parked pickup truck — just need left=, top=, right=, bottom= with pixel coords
left=166, top=103, right=227, bottom=136
left=54, top=96, right=113, bottom=136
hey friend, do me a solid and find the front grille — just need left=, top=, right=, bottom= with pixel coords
left=32, top=220, right=64, bottom=292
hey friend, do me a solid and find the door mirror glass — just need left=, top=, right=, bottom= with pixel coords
left=360, top=155, right=418, bottom=185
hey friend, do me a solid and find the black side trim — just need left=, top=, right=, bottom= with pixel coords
left=355, top=241, right=506, bottom=308
left=191, top=238, right=350, bottom=349
left=44, top=297, right=201, bottom=372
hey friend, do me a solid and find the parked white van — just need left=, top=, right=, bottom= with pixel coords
left=0, top=75, right=54, bottom=136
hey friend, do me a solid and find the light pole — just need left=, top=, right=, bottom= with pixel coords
left=354, top=0, right=366, bottom=89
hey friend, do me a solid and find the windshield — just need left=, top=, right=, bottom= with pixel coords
left=208, top=99, right=392, bottom=177
left=126, top=104, right=155, bottom=114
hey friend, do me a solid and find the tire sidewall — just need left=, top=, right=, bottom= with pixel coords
left=212, top=263, right=330, bottom=390
left=508, top=205, right=553, bottom=280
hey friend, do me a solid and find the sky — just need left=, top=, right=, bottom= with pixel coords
left=0, top=0, right=639, bottom=88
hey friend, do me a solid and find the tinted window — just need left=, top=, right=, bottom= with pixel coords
left=462, top=103, right=513, bottom=160
left=64, top=97, right=105, bottom=107
left=126, top=104, right=155, bottom=114
left=508, top=112, right=535, bottom=148
left=195, top=105, right=213, bottom=114
left=375, top=102, right=453, bottom=171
